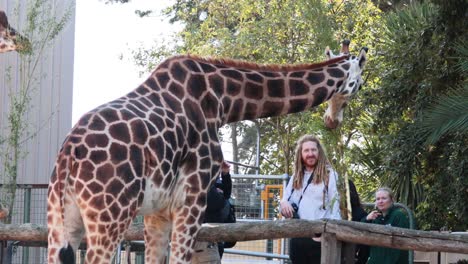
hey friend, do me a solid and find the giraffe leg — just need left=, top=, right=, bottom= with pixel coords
left=166, top=146, right=223, bottom=263
left=63, top=190, right=85, bottom=252
left=82, top=213, right=134, bottom=264
left=170, top=202, right=204, bottom=264
left=79, top=187, right=140, bottom=264
left=143, top=213, right=172, bottom=263
left=47, top=177, right=84, bottom=263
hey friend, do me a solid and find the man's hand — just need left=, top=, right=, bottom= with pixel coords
left=280, top=200, right=294, bottom=219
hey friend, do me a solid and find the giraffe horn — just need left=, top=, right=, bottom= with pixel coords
left=341, top=39, right=350, bottom=54
left=0, top=11, right=8, bottom=29
left=325, top=46, right=332, bottom=59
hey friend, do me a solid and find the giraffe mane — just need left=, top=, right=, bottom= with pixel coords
left=175, top=54, right=349, bottom=72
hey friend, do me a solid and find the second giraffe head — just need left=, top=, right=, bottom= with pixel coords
left=322, top=40, right=368, bottom=129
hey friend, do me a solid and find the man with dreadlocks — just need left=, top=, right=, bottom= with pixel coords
left=280, top=134, right=341, bottom=264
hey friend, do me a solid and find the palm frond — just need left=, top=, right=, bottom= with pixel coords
left=418, top=85, right=468, bottom=144
left=453, top=41, right=468, bottom=73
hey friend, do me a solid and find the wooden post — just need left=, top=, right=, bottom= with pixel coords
left=321, top=233, right=341, bottom=264
left=341, top=242, right=356, bottom=264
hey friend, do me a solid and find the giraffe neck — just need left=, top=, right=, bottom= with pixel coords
left=146, top=55, right=349, bottom=126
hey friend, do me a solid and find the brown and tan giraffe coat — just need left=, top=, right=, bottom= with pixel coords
left=0, top=10, right=30, bottom=53
left=47, top=41, right=367, bottom=263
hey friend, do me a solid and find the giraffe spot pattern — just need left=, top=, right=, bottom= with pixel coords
left=226, top=79, right=241, bottom=96
left=200, top=92, right=219, bottom=119
left=312, top=87, right=329, bottom=107
left=96, top=164, right=115, bottom=183
left=290, top=79, right=309, bottom=96
left=198, top=62, right=217, bottom=73
left=163, top=91, right=182, bottom=113
left=244, top=102, right=258, bottom=120
left=168, top=81, right=184, bottom=99
left=88, top=115, right=106, bottom=131
left=126, top=103, right=146, bottom=118
left=327, top=68, right=345, bottom=78
left=170, top=62, right=187, bottom=83
left=183, top=59, right=202, bottom=73
left=289, top=99, right=308, bottom=113
left=245, top=82, right=263, bottom=100
left=267, top=79, right=285, bottom=97
left=85, top=134, right=109, bottom=148
left=187, top=74, right=207, bottom=99
left=246, top=72, right=264, bottom=83
left=307, top=72, right=325, bottom=85
left=75, top=145, right=88, bottom=160
left=208, top=74, right=224, bottom=96
left=183, top=99, right=205, bottom=131
left=129, top=145, right=144, bottom=176
left=89, top=150, right=108, bottom=165
left=290, top=71, right=305, bottom=78
left=109, top=123, right=130, bottom=143
left=261, top=101, right=285, bottom=117
left=110, top=143, right=127, bottom=164
left=100, top=109, right=119, bottom=123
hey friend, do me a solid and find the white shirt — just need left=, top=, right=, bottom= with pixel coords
left=282, top=169, right=341, bottom=220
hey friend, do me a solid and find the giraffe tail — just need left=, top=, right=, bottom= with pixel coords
left=59, top=244, right=75, bottom=263
left=47, top=142, right=76, bottom=263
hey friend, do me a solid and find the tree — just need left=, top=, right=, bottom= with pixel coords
left=365, top=1, right=467, bottom=230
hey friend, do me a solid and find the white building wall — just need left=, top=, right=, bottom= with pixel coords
left=0, top=0, right=75, bottom=186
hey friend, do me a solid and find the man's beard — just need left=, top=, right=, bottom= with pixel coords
left=303, top=156, right=318, bottom=168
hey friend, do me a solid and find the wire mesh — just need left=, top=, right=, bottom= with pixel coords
left=0, top=185, right=48, bottom=264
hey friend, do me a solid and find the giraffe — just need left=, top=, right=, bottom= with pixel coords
left=47, top=41, right=367, bottom=263
left=0, top=10, right=30, bottom=53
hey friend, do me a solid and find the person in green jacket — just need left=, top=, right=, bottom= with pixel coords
left=362, top=187, right=409, bottom=264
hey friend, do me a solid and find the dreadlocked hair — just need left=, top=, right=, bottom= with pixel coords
left=292, top=135, right=332, bottom=190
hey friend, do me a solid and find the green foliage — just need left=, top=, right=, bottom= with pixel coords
left=417, top=86, right=468, bottom=145
left=0, top=1, right=72, bottom=223
left=367, top=1, right=468, bottom=230
left=416, top=42, right=468, bottom=145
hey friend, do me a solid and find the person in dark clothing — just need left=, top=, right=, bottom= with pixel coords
left=362, top=187, right=409, bottom=264
left=348, top=180, right=370, bottom=264
left=192, top=161, right=232, bottom=263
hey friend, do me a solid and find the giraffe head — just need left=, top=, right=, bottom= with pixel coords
left=323, top=40, right=368, bottom=129
left=0, top=10, right=30, bottom=54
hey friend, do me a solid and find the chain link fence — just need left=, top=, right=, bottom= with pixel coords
left=0, top=184, right=48, bottom=264
left=223, top=174, right=289, bottom=263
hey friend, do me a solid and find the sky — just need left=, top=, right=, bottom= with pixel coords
left=73, top=1, right=236, bottom=159
left=73, top=0, right=181, bottom=124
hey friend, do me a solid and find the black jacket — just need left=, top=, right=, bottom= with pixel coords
left=205, top=172, right=232, bottom=223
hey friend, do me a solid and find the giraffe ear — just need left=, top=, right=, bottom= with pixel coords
left=358, top=47, right=368, bottom=68
left=325, top=46, right=332, bottom=60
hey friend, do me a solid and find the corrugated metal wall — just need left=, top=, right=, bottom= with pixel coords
left=0, top=0, right=75, bottom=185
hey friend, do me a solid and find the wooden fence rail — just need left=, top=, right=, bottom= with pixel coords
left=1, top=219, right=467, bottom=262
